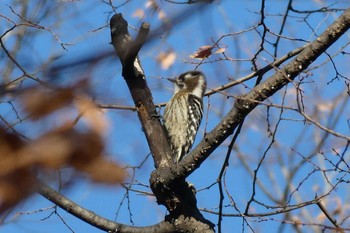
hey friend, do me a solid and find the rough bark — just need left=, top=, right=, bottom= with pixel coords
left=110, top=13, right=173, bottom=169
left=37, top=7, right=350, bottom=233
left=154, top=7, right=350, bottom=182
left=110, top=13, right=215, bottom=232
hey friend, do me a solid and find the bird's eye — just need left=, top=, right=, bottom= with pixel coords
left=178, top=76, right=185, bottom=82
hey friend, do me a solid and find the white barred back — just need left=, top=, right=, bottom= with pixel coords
left=163, top=71, right=206, bottom=162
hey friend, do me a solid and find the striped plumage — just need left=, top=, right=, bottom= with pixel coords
left=163, top=71, right=206, bottom=162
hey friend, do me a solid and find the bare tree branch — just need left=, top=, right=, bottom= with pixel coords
left=110, top=13, right=215, bottom=232
left=317, top=200, right=345, bottom=233
left=169, top=7, right=350, bottom=179
left=110, top=13, right=172, bottom=168
left=37, top=181, right=175, bottom=233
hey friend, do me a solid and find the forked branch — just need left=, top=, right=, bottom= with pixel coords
left=110, top=13, right=215, bottom=232
left=110, top=13, right=172, bottom=168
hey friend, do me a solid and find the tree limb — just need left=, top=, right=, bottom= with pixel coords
left=110, top=13, right=215, bottom=232
left=37, top=181, right=175, bottom=233
left=164, top=7, right=350, bottom=180
left=316, top=200, right=344, bottom=233
left=110, top=13, right=172, bottom=168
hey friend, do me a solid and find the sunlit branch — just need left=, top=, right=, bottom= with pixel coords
left=37, top=181, right=173, bottom=233
left=110, top=13, right=173, bottom=167
left=177, top=7, right=350, bottom=178
left=98, top=104, right=137, bottom=111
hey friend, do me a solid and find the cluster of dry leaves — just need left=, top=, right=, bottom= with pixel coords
left=0, top=83, right=125, bottom=213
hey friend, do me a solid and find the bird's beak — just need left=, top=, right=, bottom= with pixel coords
left=167, top=77, right=176, bottom=83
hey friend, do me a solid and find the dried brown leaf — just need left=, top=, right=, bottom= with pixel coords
left=79, top=157, right=125, bottom=184
left=22, top=87, right=74, bottom=119
left=214, top=47, right=226, bottom=54
left=0, top=128, right=37, bottom=213
left=132, top=8, right=145, bottom=19
left=189, top=45, right=213, bottom=59
left=0, top=127, right=23, bottom=154
left=74, top=96, right=108, bottom=135
left=0, top=132, right=71, bottom=176
left=0, top=125, right=124, bottom=213
left=158, top=10, right=166, bottom=20
left=0, top=171, right=37, bottom=213
left=156, top=50, right=176, bottom=70
left=145, top=0, right=159, bottom=11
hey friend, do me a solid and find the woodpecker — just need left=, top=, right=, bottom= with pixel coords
left=163, top=70, right=207, bottom=163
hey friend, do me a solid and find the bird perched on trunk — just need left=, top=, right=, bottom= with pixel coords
left=163, top=70, right=206, bottom=163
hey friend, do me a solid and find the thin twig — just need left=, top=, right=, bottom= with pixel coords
left=317, top=200, right=344, bottom=233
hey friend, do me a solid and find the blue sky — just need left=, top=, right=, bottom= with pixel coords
left=1, top=1, right=350, bottom=232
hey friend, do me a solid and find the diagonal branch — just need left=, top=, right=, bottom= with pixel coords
left=171, top=7, right=350, bottom=179
left=205, top=44, right=306, bottom=96
left=37, top=181, right=174, bottom=233
left=317, top=200, right=345, bottom=233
